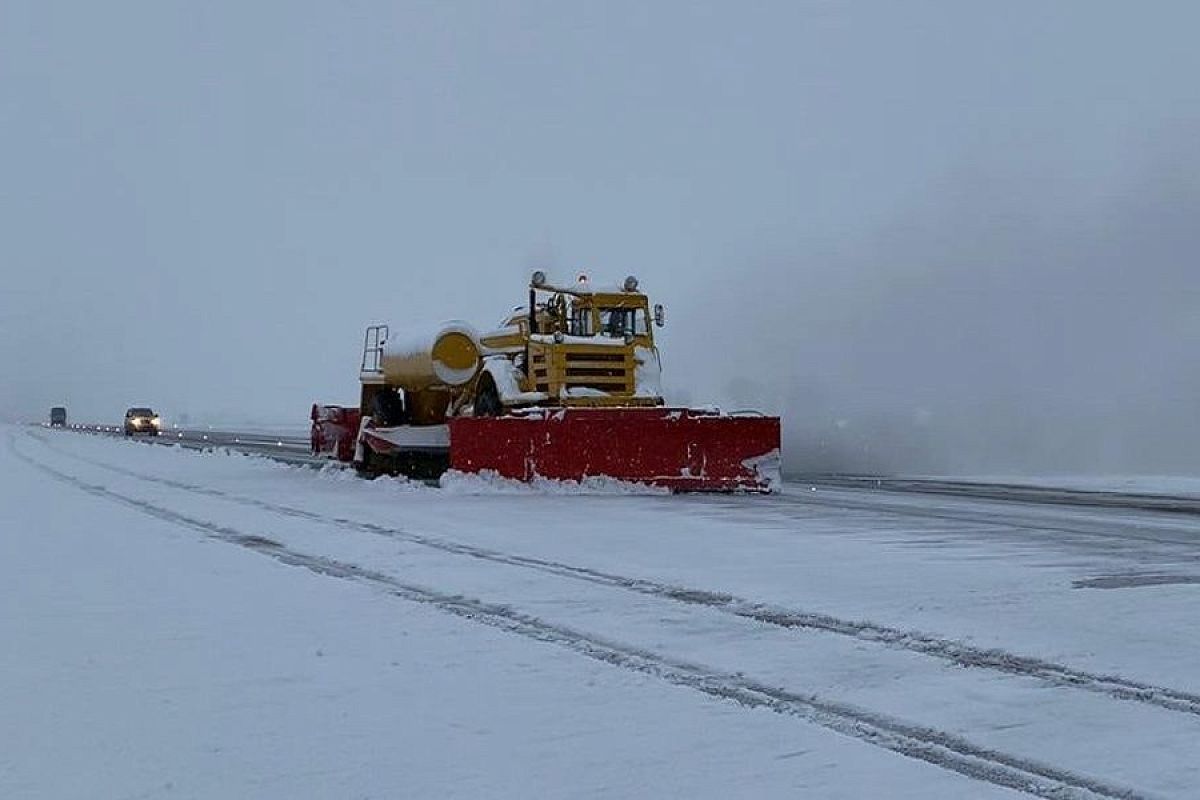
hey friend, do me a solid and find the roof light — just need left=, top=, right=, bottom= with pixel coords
left=623, top=275, right=639, bottom=292
left=531, top=270, right=547, bottom=287
left=577, top=273, right=589, bottom=285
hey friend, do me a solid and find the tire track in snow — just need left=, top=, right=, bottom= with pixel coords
left=761, top=491, right=1200, bottom=549
left=796, top=477, right=1200, bottom=517
left=9, top=435, right=1150, bottom=800
left=27, top=430, right=1200, bottom=722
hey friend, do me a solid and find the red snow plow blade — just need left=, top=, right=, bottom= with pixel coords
left=449, top=408, right=781, bottom=492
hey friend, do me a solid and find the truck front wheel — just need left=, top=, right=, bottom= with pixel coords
left=473, top=376, right=502, bottom=417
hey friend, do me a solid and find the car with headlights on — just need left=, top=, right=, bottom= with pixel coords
left=124, top=407, right=161, bottom=436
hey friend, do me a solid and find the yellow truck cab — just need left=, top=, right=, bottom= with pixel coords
left=475, top=272, right=665, bottom=414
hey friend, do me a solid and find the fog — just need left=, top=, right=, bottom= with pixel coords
left=680, top=131, right=1200, bottom=474
left=2, top=2, right=1197, bottom=476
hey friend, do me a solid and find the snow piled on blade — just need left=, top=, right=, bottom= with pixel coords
left=742, top=448, right=782, bottom=493
left=634, top=345, right=662, bottom=398
left=439, top=469, right=670, bottom=496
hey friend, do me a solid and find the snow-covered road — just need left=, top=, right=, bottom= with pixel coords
left=3, top=425, right=1199, bottom=798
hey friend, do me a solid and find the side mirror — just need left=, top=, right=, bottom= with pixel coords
left=310, top=403, right=319, bottom=421
left=653, top=304, right=666, bottom=327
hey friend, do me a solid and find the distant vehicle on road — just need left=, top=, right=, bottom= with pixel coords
left=50, top=407, right=67, bottom=427
left=124, top=407, right=161, bottom=436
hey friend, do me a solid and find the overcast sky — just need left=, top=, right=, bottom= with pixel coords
left=3, top=2, right=1198, bottom=473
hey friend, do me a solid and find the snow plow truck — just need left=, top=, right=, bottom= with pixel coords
left=312, top=272, right=780, bottom=491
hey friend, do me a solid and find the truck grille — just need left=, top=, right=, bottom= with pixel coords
left=532, top=348, right=634, bottom=395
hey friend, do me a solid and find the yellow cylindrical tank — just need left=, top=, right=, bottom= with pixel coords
left=380, top=322, right=482, bottom=391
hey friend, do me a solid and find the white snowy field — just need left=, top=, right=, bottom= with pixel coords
left=3, top=426, right=1200, bottom=798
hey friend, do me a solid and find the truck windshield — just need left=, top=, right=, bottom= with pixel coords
left=599, top=308, right=648, bottom=338
left=129, top=408, right=154, bottom=417
left=568, top=306, right=594, bottom=336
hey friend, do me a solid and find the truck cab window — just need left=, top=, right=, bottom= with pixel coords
left=569, top=306, right=594, bottom=337
left=600, top=308, right=642, bottom=337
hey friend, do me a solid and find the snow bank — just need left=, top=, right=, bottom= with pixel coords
left=439, top=469, right=669, bottom=496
